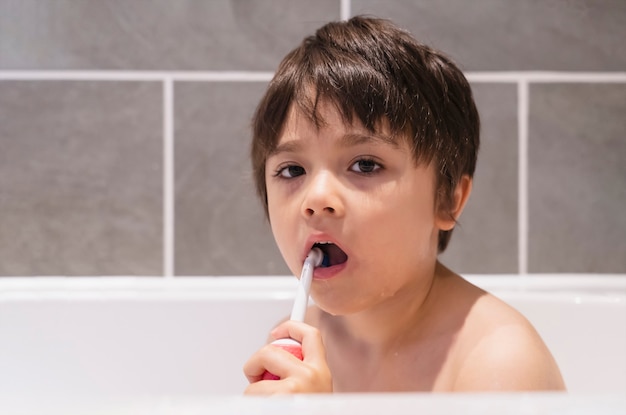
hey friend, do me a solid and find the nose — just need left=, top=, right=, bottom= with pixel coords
left=301, top=171, right=345, bottom=219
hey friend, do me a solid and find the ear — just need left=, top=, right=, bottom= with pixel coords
left=436, top=175, right=473, bottom=231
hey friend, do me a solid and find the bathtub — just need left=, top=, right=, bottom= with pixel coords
left=0, top=275, right=625, bottom=413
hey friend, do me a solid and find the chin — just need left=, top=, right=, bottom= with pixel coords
left=313, top=295, right=369, bottom=317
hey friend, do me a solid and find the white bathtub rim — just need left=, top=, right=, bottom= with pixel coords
left=1, top=392, right=625, bottom=415
left=0, top=275, right=624, bottom=302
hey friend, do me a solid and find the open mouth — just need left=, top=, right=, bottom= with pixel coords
left=312, top=242, right=348, bottom=268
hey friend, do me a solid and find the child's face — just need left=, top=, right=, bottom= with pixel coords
left=265, top=101, right=446, bottom=316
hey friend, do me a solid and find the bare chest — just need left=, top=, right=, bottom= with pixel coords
left=326, top=336, right=459, bottom=392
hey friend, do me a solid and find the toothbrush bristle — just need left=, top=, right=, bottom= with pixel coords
left=322, top=253, right=330, bottom=268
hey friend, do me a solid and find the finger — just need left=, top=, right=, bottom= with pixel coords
left=243, top=343, right=302, bottom=383
left=244, top=377, right=297, bottom=395
left=245, top=381, right=272, bottom=395
left=269, top=320, right=313, bottom=343
left=243, top=355, right=265, bottom=384
left=270, top=321, right=326, bottom=363
left=244, top=377, right=280, bottom=395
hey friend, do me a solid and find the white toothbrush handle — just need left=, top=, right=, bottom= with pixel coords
left=290, top=248, right=322, bottom=322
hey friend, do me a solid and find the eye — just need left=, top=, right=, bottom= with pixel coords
left=275, top=164, right=305, bottom=178
left=350, top=158, right=382, bottom=174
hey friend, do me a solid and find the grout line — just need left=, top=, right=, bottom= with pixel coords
left=0, top=71, right=275, bottom=82
left=466, top=71, right=626, bottom=83
left=1, top=70, right=625, bottom=83
left=171, top=72, right=274, bottom=82
left=340, top=0, right=351, bottom=20
left=518, top=80, right=529, bottom=275
left=163, top=78, right=175, bottom=278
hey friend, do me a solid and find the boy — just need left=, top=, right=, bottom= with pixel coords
left=243, top=16, right=565, bottom=393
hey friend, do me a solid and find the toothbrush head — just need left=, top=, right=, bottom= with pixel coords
left=307, top=247, right=324, bottom=267
left=321, top=253, right=330, bottom=268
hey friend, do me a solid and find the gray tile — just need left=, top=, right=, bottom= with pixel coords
left=351, top=0, right=626, bottom=71
left=0, top=81, right=163, bottom=276
left=440, top=83, right=519, bottom=274
left=528, top=83, right=626, bottom=273
left=0, top=0, right=340, bottom=70
left=174, top=82, right=290, bottom=276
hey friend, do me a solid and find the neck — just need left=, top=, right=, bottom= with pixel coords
left=333, top=261, right=451, bottom=353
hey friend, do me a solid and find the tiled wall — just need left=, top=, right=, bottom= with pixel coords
left=1, top=0, right=624, bottom=276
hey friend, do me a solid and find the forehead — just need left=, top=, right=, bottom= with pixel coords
left=275, top=99, right=400, bottom=148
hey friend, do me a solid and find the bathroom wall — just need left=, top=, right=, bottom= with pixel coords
left=1, top=0, right=624, bottom=276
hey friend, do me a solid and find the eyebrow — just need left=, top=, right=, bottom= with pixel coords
left=340, top=132, right=399, bottom=148
left=269, top=132, right=399, bottom=157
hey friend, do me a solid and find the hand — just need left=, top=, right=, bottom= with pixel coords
left=243, top=320, right=333, bottom=394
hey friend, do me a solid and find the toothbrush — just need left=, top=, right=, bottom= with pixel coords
left=262, top=248, right=324, bottom=381
left=290, top=247, right=323, bottom=322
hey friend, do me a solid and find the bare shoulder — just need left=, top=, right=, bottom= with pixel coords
left=452, top=288, right=566, bottom=391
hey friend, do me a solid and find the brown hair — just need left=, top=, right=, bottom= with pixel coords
left=251, top=16, right=479, bottom=252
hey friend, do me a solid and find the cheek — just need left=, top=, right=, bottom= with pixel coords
left=366, top=185, right=438, bottom=259
left=266, top=179, right=286, bottom=230
left=267, top=199, right=288, bottom=246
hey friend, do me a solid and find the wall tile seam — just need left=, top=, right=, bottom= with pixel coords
left=1, top=71, right=625, bottom=83
left=0, top=71, right=275, bottom=82
left=341, top=0, right=351, bottom=21
left=518, top=81, right=529, bottom=275
left=163, top=79, right=174, bottom=279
